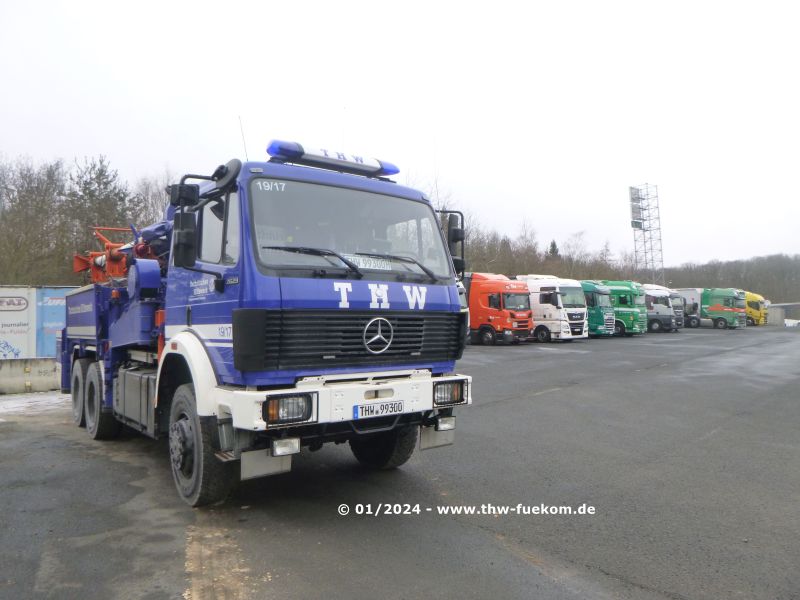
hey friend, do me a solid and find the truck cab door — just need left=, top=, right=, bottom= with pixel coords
left=167, top=191, right=241, bottom=383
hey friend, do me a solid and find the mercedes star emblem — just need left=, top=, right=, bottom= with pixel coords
left=363, top=317, right=394, bottom=354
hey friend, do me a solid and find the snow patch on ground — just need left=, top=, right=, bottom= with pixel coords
left=0, top=391, right=70, bottom=415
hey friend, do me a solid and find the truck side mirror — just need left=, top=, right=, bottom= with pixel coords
left=449, top=227, right=465, bottom=244
left=551, top=296, right=560, bottom=307
left=446, top=214, right=462, bottom=257
left=168, top=184, right=200, bottom=207
left=452, top=257, right=466, bottom=273
left=173, top=213, right=197, bottom=268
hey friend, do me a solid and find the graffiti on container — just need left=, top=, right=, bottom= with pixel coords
left=0, top=340, right=22, bottom=359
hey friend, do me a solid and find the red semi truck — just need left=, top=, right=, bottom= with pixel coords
left=463, top=273, right=533, bottom=345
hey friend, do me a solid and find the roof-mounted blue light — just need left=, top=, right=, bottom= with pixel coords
left=266, top=139, right=399, bottom=177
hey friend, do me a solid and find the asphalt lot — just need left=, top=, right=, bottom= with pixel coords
left=2, top=326, right=800, bottom=600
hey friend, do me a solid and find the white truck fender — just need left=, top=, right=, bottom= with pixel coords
left=156, top=330, right=219, bottom=417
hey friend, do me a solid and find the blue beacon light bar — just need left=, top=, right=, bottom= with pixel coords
left=266, top=140, right=400, bottom=177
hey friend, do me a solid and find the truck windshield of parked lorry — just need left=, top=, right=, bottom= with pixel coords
left=503, top=293, right=531, bottom=310
left=559, top=287, right=586, bottom=308
left=250, top=180, right=452, bottom=280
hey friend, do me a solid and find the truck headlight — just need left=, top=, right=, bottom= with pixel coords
left=433, top=380, right=468, bottom=406
left=264, top=393, right=315, bottom=426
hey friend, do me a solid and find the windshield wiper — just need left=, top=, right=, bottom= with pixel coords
left=261, top=246, right=363, bottom=278
left=354, top=252, right=438, bottom=283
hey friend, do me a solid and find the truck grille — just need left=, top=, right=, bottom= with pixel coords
left=567, top=312, right=584, bottom=322
left=604, top=313, right=615, bottom=329
left=233, top=309, right=466, bottom=371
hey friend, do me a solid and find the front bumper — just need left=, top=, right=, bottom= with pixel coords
left=212, top=369, right=472, bottom=432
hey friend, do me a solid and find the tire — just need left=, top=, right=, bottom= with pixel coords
left=648, top=320, right=662, bottom=333
left=688, top=316, right=700, bottom=328
left=169, top=383, right=237, bottom=507
left=535, top=326, right=551, bottom=343
left=350, top=425, right=418, bottom=470
left=746, top=317, right=755, bottom=327
left=71, top=357, right=91, bottom=427
left=84, top=362, right=121, bottom=440
left=614, top=321, right=626, bottom=336
left=480, top=328, right=496, bottom=346
left=714, top=318, right=728, bottom=330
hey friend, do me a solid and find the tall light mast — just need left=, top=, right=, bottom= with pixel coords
left=629, top=183, right=665, bottom=285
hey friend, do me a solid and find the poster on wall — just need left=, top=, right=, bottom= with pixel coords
left=0, top=287, right=37, bottom=359
left=36, top=288, right=72, bottom=357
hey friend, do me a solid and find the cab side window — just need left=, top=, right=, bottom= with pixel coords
left=585, top=293, right=595, bottom=307
left=222, top=192, right=240, bottom=264
left=198, top=202, right=223, bottom=263
left=488, top=294, right=500, bottom=309
left=618, top=295, right=629, bottom=306
left=198, top=191, right=239, bottom=265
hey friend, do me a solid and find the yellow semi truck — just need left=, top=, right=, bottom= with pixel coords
left=745, top=291, right=768, bottom=326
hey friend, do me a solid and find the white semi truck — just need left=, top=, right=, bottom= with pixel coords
left=516, top=274, right=588, bottom=342
left=642, top=284, right=678, bottom=332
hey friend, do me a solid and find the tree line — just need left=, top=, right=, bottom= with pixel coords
left=1, top=155, right=798, bottom=304
left=0, top=156, right=168, bottom=285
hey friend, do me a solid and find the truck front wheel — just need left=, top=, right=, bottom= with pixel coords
left=71, top=357, right=91, bottom=427
left=169, top=384, right=237, bottom=507
left=714, top=318, right=728, bottom=330
left=534, top=326, right=551, bottom=343
left=648, top=320, right=662, bottom=333
left=85, top=362, right=121, bottom=440
left=614, top=321, right=626, bottom=336
left=479, top=327, right=496, bottom=346
left=350, top=425, right=418, bottom=470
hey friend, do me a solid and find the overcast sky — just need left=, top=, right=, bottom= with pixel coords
left=1, top=1, right=798, bottom=266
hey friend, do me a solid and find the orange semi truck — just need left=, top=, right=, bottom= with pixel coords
left=463, top=273, right=533, bottom=345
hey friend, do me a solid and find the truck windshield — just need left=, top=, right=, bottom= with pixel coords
left=559, top=287, right=586, bottom=308
left=671, top=296, right=684, bottom=309
left=634, top=294, right=646, bottom=306
left=596, top=293, right=611, bottom=307
left=250, top=179, right=452, bottom=279
left=503, top=293, right=530, bottom=310
left=653, top=296, right=672, bottom=308
left=735, top=298, right=746, bottom=309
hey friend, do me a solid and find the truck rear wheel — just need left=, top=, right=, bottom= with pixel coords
left=535, top=326, right=551, bottom=343
left=85, top=362, right=121, bottom=440
left=71, top=357, right=91, bottom=427
left=169, top=384, right=237, bottom=507
left=350, top=425, right=418, bottom=470
left=714, top=318, right=728, bottom=330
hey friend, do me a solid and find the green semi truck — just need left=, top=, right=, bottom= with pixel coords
left=601, top=280, right=648, bottom=336
left=581, top=280, right=615, bottom=337
left=676, top=288, right=747, bottom=329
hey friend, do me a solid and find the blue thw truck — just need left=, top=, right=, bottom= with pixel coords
left=62, top=141, right=472, bottom=506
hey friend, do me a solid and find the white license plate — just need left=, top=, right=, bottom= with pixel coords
left=343, top=254, right=392, bottom=270
left=353, top=401, right=404, bottom=420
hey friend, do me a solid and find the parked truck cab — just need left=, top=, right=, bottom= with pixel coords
left=463, top=273, right=532, bottom=345
left=601, top=280, right=647, bottom=336
left=642, top=284, right=677, bottom=333
left=676, top=287, right=746, bottom=329
left=745, top=291, right=768, bottom=326
left=516, top=274, right=588, bottom=342
left=581, top=280, right=615, bottom=337
left=62, top=141, right=472, bottom=506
